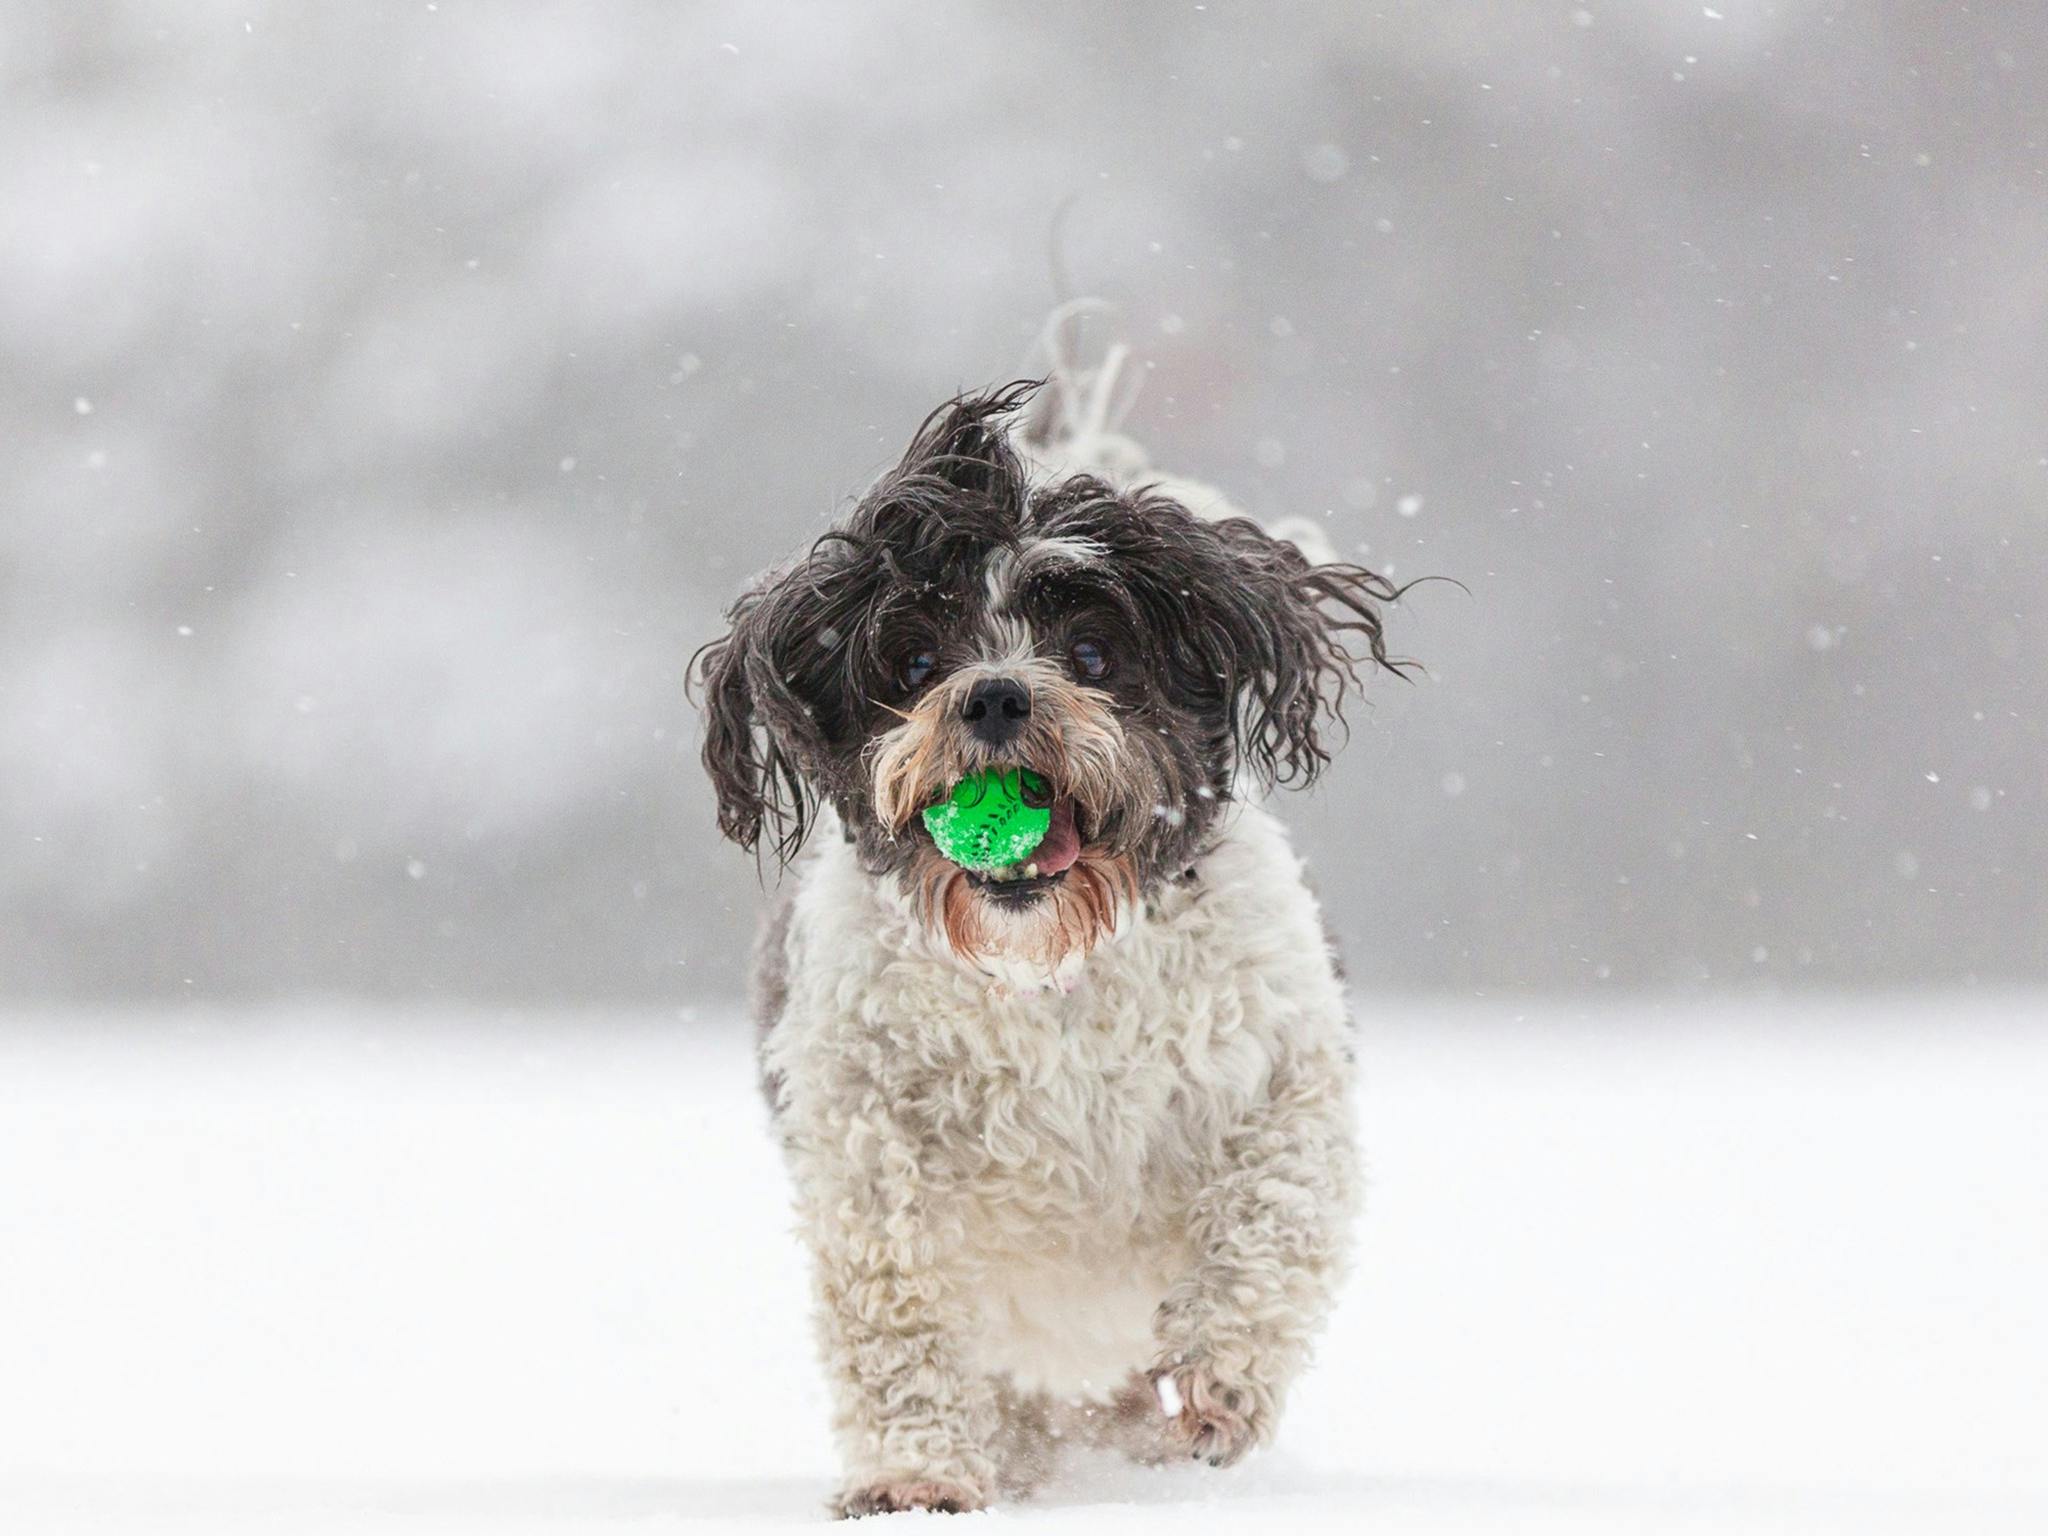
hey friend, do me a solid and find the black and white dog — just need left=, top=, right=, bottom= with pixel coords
left=695, top=378, right=1405, bottom=1515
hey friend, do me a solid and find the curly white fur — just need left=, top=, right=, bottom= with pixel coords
left=760, top=801, right=1358, bottom=1513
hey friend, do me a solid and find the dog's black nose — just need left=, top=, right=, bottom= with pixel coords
left=962, top=677, right=1031, bottom=746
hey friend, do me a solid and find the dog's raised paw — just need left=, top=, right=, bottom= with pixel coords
left=1153, top=1360, right=1263, bottom=1468
left=833, top=1480, right=983, bottom=1518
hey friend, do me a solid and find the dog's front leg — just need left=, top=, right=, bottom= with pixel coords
left=805, top=1123, right=997, bottom=1517
left=1150, top=1050, right=1357, bottom=1466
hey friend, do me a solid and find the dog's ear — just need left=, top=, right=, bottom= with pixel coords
left=1200, top=517, right=1409, bottom=791
left=887, top=381, right=1038, bottom=502
left=690, top=585, right=817, bottom=863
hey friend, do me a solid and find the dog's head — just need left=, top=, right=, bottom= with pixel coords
left=693, top=383, right=1405, bottom=973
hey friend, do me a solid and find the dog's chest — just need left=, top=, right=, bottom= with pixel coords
left=932, top=1006, right=1187, bottom=1233
left=890, top=923, right=1280, bottom=1249
left=776, top=802, right=1340, bottom=1238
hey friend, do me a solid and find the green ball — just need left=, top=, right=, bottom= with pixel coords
left=922, top=768, right=1051, bottom=871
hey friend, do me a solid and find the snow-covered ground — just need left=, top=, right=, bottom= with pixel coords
left=1, top=999, right=2043, bottom=1533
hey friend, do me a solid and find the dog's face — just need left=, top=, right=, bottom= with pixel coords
left=695, top=384, right=1402, bottom=973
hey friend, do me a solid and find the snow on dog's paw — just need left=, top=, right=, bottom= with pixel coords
left=1152, top=1360, right=1263, bottom=1468
left=832, top=1480, right=983, bottom=1518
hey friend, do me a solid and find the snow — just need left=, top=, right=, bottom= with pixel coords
left=1153, top=1373, right=1183, bottom=1420
left=1, top=999, right=2044, bottom=1533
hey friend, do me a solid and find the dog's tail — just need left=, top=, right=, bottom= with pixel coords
left=1011, top=300, right=1340, bottom=566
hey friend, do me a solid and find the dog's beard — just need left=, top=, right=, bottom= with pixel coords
left=913, top=843, right=1136, bottom=973
left=869, top=657, right=1154, bottom=972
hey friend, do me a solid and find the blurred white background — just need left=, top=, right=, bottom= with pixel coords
left=4, top=0, right=2043, bottom=1002
left=2, top=3, right=2045, bottom=1531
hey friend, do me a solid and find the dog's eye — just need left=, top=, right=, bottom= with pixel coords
left=1070, top=638, right=1111, bottom=681
left=899, top=649, right=939, bottom=690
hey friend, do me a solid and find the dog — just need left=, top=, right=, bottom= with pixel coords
left=693, top=377, right=1405, bottom=1516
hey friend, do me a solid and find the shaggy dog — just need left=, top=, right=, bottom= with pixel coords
left=694, top=379, right=1405, bottom=1516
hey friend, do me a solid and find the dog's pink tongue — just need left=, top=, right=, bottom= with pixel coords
left=1035, top=798, right=1081, bottom=875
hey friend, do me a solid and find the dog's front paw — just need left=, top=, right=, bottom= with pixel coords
left=1151, top=1358, right=1267, bottom=1468
left=833, top=1480, right=984, bottom=1518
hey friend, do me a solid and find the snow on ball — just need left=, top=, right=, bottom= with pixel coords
left=921, top=768, right=1052, bottom=872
